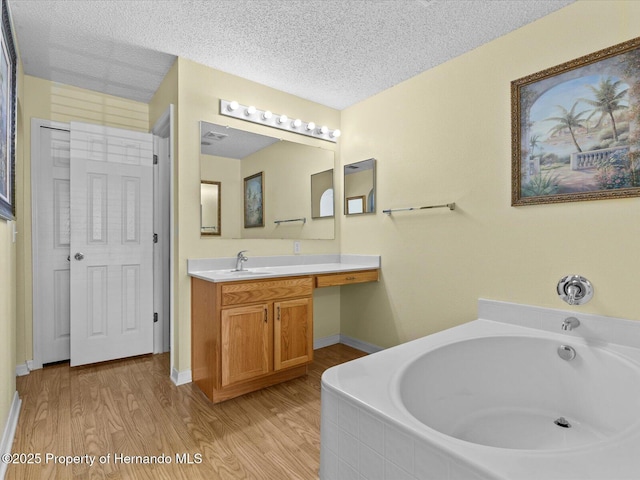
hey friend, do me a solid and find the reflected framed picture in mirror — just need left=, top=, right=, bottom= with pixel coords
left=200, top=180, right=221, bottom=236
left=244, top=171, right=264, bottom=228
left=346, top=196, right=365, bottom=214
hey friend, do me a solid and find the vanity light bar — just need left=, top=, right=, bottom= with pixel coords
left=220, top=99, right=340, bottom=143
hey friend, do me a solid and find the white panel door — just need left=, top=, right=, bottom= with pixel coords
left=69, top=122, right=154, bottom=366
left=33, top=125, right=72, bottom=364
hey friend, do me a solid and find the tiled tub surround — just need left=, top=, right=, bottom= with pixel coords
left=320, top=299, right=640, bottom=480
left=187, top=254, right=380, bottom=282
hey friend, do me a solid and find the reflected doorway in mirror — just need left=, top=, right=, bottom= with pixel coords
left=201, top=180, right=221, bottom=236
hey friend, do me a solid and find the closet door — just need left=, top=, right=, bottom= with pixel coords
left=33, top=124, right=71, bottom=364
left=69, top=122, right=154, bottom=366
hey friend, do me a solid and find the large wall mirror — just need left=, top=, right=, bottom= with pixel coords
left=200, top=121, right=335, bottom=239
left=344, top=158, right=376, bottom=215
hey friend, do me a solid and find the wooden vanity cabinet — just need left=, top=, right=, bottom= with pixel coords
left=192, top=276, right=314, bottom=403
left=315, top=269, right=379, bottom=288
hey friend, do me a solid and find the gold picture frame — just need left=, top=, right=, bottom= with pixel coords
left=0, top=0, right=16, bottom=220
left=512, top=36, right=640, bottom=206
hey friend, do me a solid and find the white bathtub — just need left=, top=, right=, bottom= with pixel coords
left=320, top=300, right=640, bottom=480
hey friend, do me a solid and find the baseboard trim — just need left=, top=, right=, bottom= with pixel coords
left=171, top=368, right=192, bottom=386
left=314, top=334, right=383, bottom=354
left=314, top=334, right=341, bottom=350
left=338, top=335, right=383, bottom=354
left=0, top=392, right=22, bottom=479
left=15, top=363, right=29, bottom=377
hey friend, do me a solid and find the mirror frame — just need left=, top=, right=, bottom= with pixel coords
left=200, top=180, right=222, bottom=236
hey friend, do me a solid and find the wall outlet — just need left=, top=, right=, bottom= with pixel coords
left=294, top=241, right=301, bottom=254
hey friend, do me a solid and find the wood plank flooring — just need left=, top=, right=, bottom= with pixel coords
left=8, top=344, right=366, bottom=480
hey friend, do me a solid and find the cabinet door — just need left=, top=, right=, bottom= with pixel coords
left=274, top=297, right=313, bottom=371
left=221, top=304, right=271, bottom=386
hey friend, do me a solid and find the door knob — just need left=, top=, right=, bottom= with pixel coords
left=74, top=252, right=85, bottom=261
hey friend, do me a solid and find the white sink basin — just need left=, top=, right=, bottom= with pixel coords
left=217, top=269, right=274, bottom=276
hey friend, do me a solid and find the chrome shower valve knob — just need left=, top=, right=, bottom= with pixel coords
left=557, top=275, right=593, bottom=306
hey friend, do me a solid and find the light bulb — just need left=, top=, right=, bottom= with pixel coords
left=245, top=105, right=256, bottom=116
left=330, top=129, right=341, bottom=138
left=277, top=114, right=288, bottom=124
left=320, top=125, right=329, bottom=135
left=292, top=119, right=302, bottom=129
left=227, top=100, right=239, bottom=112
left=262, top=110, right=273, bottom=120
left=306, top=122, right=316, bottom=131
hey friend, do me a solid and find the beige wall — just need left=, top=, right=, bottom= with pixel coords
left=15, top=76, right=149, bottom=365
left=0, top=36, right=22, bottom=444
left=339, top=0, right=640, bottom=348
left=0, top=219, right=16, bottom=443
left=155, top=58, right=342, bottom=373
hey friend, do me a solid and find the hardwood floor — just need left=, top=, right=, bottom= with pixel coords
left=8, top=344, right=366, bottom=480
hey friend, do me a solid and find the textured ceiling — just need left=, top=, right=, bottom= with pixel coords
left=200, top=122, right=279, bottom=159
left=9, top=0, right=574, bottom=109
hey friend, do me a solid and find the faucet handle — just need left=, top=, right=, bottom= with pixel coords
left=557, top=275, right=593, bottom=306
left=237, top=250, right=249, bottom=258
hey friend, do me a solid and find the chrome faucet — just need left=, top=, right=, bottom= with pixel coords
left=235, top=250, right=248, bottom=271
left=557, top=275, right=593, bottom=306
left=561, top=317, right=580, bottom=331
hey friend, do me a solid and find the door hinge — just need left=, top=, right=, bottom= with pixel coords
left=153, top=233, right=158, bottom=243
left=154, top=312, right=158, bottom=323
left=153, top=154, right=158, bottom=165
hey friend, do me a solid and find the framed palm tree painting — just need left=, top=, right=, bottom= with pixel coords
left=512, top=36, right=640, bottom=206
left=244, top=171, right=264, bottom=228
left=0, top=0, right=16, bottom=220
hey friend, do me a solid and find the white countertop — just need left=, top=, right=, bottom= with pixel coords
left=187, top=254, right=380, bottom=283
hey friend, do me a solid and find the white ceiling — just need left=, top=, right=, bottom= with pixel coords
left=9, top=0, right=574, bottom=110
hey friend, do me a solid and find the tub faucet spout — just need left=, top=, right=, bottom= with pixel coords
left=562, top=317, right=580, bottom=331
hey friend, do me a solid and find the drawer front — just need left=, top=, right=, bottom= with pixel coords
left=221, top=277, right=314, bottom=306
left=315, top=269, right=379, bottom=288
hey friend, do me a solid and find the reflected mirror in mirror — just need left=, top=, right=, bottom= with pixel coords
left=200, top=121, right=335, bottom=239
left=311, top=169, right=334, bottom=218
left=201, top=181, right=221, bottom=236
left=344, top=158, right=376, bottom=215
